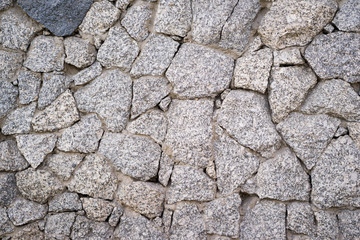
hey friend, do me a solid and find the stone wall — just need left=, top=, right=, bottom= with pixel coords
left=0, top=0, right=360, bottom=239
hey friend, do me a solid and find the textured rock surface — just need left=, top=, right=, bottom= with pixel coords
left=0, top=140, right=29, bottom=172
left=48, top=192, right=82, bottom=212
left=17, top=69, right=41, bottom=105
left=158, top=153, right=174, bottom=187
left=287, top=202, right=314, bottom=235
left=45, top=212, right=76, bottom=239
left=47, top=152, right=84, bottom=181
left=0, top=173, right=18, bottom=207
left=314, top=211, right=339, bottom=240
left=1, top=102, right=36, bottom=135
left=7, top=198, right=47, bottom=226
left=338, top=210, right=360, bottom=240
left=0, top=81, right=17, bottom=118
left=81, top=198, right=113, bottom=222
left=64, top=36, right=96, bottom=68
left=72, top=61, right=102, bottom=86
left=0, top=50, right=23, bottom=82
left=273, top=48, right=304, bottom=66
left=0, top=206, right=13, bottom=236
left=348, top=122, right=360, bottom=149
left=71, top=215, right=114, bottom=239
left=333, top=0, right=360, bottom=32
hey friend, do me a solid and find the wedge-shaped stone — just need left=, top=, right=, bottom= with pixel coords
left=158, top=153, right=174, bottom=187
left=71, top=215, right=114, bottom=239
left=47, top=152, right=84, bottom=181
left=7, top=198, right=47, bottom=226
left=17, top=69, right=41, bottom=105
left=0, top=140, right=29, bottom=172
left=81, top=198, right=113, bottom=222
left=72, top=61, right=102, bottom=86
left=1, top=102, right=36, bottom=135
left=0, top=80, right=18, bottom=118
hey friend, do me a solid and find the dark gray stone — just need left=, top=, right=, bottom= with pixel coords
left=0, top=173, right=18, bottom=207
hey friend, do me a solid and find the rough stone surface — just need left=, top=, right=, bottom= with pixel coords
left=269, top=66, right=317, bottom=123
left=98, top=132, right=161, bottom=180
left=164, top=99, right=213, bottom=168
left=158, top=153, right=174, bottom=187
left=45, top=212, right=76, bottom=239
left=57, top=114, right=103, bottom=153
left=67, top=154, right=117, bottom=200
left=116, top=0, right=132, bottom=10
left=233, top=48, right=273, bottom=93
left=72, top=61, right=102, bottom=86
left=17, top=69, right=41, bottom=105
left=0, top=50, right=23, bottom=82
left=81, top=198, right=113, bottom=222
left=276, top=112, right=340, bottom=170
left=338, top=210, right=360, bottom=240
left=287, top=202, right=315, bottom=235
left=166, top=43, right=234, bottom=98
left=0, top=140, right=29, bottom=172
left=301, top=79, right=360, bottom=121
left=0, top=173, right=18, bottom=207
left=348, top=122, right=360, bottom=149
left=217, top=90, right=281, bottom=157
left=311, top=136, right=360, bottom=209
left=64, top=36, right=96, bottom=68
left=108, top=206, right=123, bottom=227
left=7, top=198, right=47, bottom=226
left=11, top=222, right=44, bottom=239
left=167, top=165, right=216, bottom=204
left=17, top=0, right=92, bottom=36
left=0, top=0, right=13, bottom=11
left=305, top=32, right=360, bottom=82
left=49, top=192, right=82, bottom=212
left=47, top=152, right=84, bottom=181
left=74, top=69, right=132, bottom=132
left=273, top=48, right=304, bottom=66
left=131, top=76, right=171, bottom=118
left=259, top=0, right=337, bottom=49
left=333, top=0, right=360, bottom=32
left=131, top=34, right=179, bottom=77
left=0, top=81, right=17, bottom=118
left=159, top=96, right=171, bottom=112
left=314, top=211, right=339, bottom=240
left=71, top=215, right=114, bottom=239
left=0, top=206, right=13, bottom=236
left=1, top=102, right=36, bottom=135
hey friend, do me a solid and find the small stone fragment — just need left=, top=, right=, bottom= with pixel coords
left=335, top=126, right=348, bottom=137
left=72, top=61, right=102, bottom=86
left=79, top=0, right=121, bottom=48
left=159, top=96, right=171, bottom=111
left=16, top=168, right=64, bottom=203
left=240, top=200, right=286, bottom=240
left=47, top=152, right=84, bottom=181
left=0, top=206, right=13, bottom=236
left=71, top=215, right=114, bottom=239
left=338, top=210, right=360, bottom=240
left=158, top=153, right=174, bottom=187
left=7, top=198, right=47, bottom=226
left=116, top=0, right=132, bottom=10
left=0, top=173, right=18, bottom=207
left=154, top=0, right=192, bottom=37
left=0, top=81, right=18, bottom=119
left=81, top=198, right=113, bottom=222
left=269, top=66, right=317, bottom=123
left=23, top=36, right=64, bottom=73
left=117, top=181, right=165, bottom=218
left=67, top=154, right=117, bottom=200
left=0, top=140, right=29, bottom=172
left=258, top=0, right=337, bottom=49
left=311, top=136, right=360, bottom=208
left=273, top=48, right=304, bottom=66
left=74, top=69, right=132, bottom=132
left=287, top=202, right=315, bottom=235
left=49, top=192, right=82, bottom=212
left=164, top=99, right=213, bottom=168
left=301, top=79, right=360, bottom=121
left=108, top=206, right=123, bottom=227
left=333, top=0, right=360, bottom=32
left=204, top=194, right=241, bottom=238
left=170, top=203, right=206, bottom=240
left=166, top=43, right=234, bottom=98
left=57, top=114, right=103, bottom=153
left=17, top=69, right=41, bottom=105
left=98, top=132, right=161, bottom=180
left=217, top=90, right=281, bottom=157
left=323, top=23, right=335, bottom=33
left=131, top=76, right=171, bottom=118
left=276, top=112, right=340, bottom=170
left=1, top=102, right=36, bottom=135
left=348, top=122, right=360, bottom=149
left=32, top=90, right=80, bottom=132
left=64, top=36, right=96, bottom=68
left=131, top=34, right=179, bottom=77
left=162, top=208, right=173, bottom=234
left=314, top=211, right=339, bottom=240
left=45, top=212, right=76, bottom=239
left=233, top=48, right=272, bottom=94
left=0, top=49, right=23, bottom=82
left=167, top=165, right=216, bottom=204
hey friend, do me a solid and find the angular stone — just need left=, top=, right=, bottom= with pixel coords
left=233, top=48, right=272, bottom=94
left=164, top=99, right=213, bottom=168
left=159, top=96, right=171, bottom=112
left=0, top=7, right=42, bottom=51
left=191, top=0, right=237, bottom=45
left=219, top=0, right=260, bottom=53
left=117, top=181, right=165, bottom=219
left=269, top=66, right=317, bottom=123
left=71, top=215, right=114, bottom=239
left=214, top=126, right=260, bottom=195
left=333, top=0, right=360, bottom=32
left=314, top=211, right=339, bottom=240
left=49, top=192, right=82, bottom=212
left=0, top=206, right=13, bottom=236
left=204, top=194, right=241, bottom=238
left=23, top=36, right=64, bottom=73
left=16, top=168, right=64, bottom=203
left=121, top=2, right=152, bottom=41
left=74, top=69, right=132, bottom=132
left=17, top=0, right=93, bottom=36
left=127, top=110, right=168, bottom=143
left=0, top=140, right=29, bottom=172
left=16, top=133, right=57, bottom=169
left=273, top=48, right=304, bottom=66
left=116, top=0, right=132, bottom=10
left=0, top=173, right=17, bottom=207
left=217, top=90, right=281, bottom=157
left=97, top=25, right=139, bottom=71
left=64, top=36, right=96, bottom=68
left=114, top=213, right=165, bottom=240
left=81, top=198, right=113, bottom=222
left=301, top=79, right=360, bottom=121
left=276, top=112, right=340, bottom=170
left=0, top=50, right=23, bottom=82
left=259, top=0, right=337, bottom=50
left=57, top=114, right=103, bottom=153
left=287, top=202, right=315, bottom=235
left=158, top=153, right=174, bottom=187
left=305, top=32, right=360, bottom=82
left=348, top=122, right=360, bottom=149
left=311, top=136, right=360, bottom=208
left=45, top=212, right=76, bottom=239
left=1, top=102, right=36, bottom=135
left=131, top=34, right=179, bottom=77
left=167, top=165, right=216, bottom=204
left=67, top=154, right=117, bottom=200
left=72, top=61, right=102, bottom=86
left=47, top=152, right=84, bottom=181
left=108, top=206, right=123, bottom=227
left=166, top=43, right=234, bottom=98
left=154, top=0, right=192, bottom=37
left=7, top=198, right=47, bottom=226
left=240, top=200, right=286, bottom=240
left=338, top=210, right=360, bottom=240
left=131, top=76, right=171, bottom=118
left=17, top=69, right=41, bottom=105
left=98, top=132, right=161, bottom=180
left=0, top=81, right=18, bottom=120
left=11, top=222, right=44, bottom=239
left=0, top=0, right=13, bottom=11
left=170, top=203, right=206, bottom=240
left=256, top=148, right=310, bottom=201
